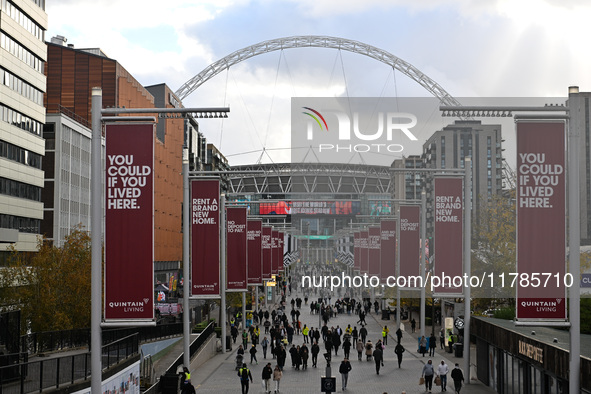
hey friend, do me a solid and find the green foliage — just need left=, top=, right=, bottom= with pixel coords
left=492, top=306, right=515, bottom=320
left=192, top=319, right=215, bottom=333
left=472, top=193, right=516, bottom=300
left=2, top=227, right=91, bottom=333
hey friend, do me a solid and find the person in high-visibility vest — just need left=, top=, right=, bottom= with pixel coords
left=382, top=325, right=389, bottom=345
left=237, top=363, right=253, bottom=394
left=302, top=325, right=310, bottom=343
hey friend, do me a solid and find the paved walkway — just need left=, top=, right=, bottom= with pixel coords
left=187, top=286, right=495, bottom=394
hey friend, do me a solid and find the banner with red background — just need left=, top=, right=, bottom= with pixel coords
left=105, top=124, right=154, bottom=321
left=190, top=179, right=220, bottom=298
left=516, top=121, right=566, bottom=320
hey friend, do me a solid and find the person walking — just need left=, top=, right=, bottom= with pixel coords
left=429, top=333, right=437, bottom=357
left=273, top=364, right=282, bottom=393
left=342, top=336, right=352, bottom=359
left=373, top=346, right=383, bottom=374
left=419, top=336, right=427, bottom=357
left=396, top=327, right=403, bottom=344
left=249, top=344, right=258, bottom=364
left=356, top=338, right=364, bottom=361
left=359, top=325, right=368, bottom=344
left=437, top=360, right=449, bottom=392
left=276, top=345, right=286, bottom=371
left=311, top=341, right=320, bottom=367
left=261, top=336, right=269, bottom=359
left=422, top=359, right=435, bottom=393
left=237, top=363, right=253, bottom=394
left=365, top=339, right=373, bottom=361
left=382, top=325, right=389, bottom=345
left=394, top=342, right=405, bottom=368
left=411, top=318, right=416, bottom=333
left=339, top=357, right=352, bottom=391
left=451, top=363, right=464, bottom=393
left=440, top=328, right=445, bottom=350
left=262, top=362, right=273, bottom=394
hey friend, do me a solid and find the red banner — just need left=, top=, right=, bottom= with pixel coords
left=359, top=230, right=369, bottom=274
left=191, top=179, right=220, bottom=298
left=368, top=227, right=381, bottom=277
left=105, top=124, right=154, bottom=321
left=226, top=207, right=248, bottom=292
left=277, top=231, right=284, bottom=272
left=262, top=227, right=272, bottom=280
left=271, top=230, right=279, bottom=275
left=353, top=232, right=360, bottom=271
left=433, top=177, right=463, bottom=295
left=380, top=220, right=396, bottom=279
left=516, top=121, right=566, bottom=320
left=247, top=220, right=263, bottom=285
left=400, top=205, right=420, bottom=281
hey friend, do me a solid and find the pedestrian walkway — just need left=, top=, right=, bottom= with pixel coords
left=185, top=285, right=495, bottom=393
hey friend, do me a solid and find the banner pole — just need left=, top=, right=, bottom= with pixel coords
left=182, top=147, right=190, bottom=367
left=396, top=215, right=401, bottom=329
left=420, top=191, right=426, bottom=340
left=221, top=195, right=227, bottom=352
left=463, top=157, right=472, bottom=383
left=567, top=113, right=581, bottom=394
left=90, top=87, right=103, bottom=394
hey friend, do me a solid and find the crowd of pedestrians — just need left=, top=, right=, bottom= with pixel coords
left=226, top=272, right=467, bottom=394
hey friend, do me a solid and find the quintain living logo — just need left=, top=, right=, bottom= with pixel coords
left=301, top=106, right=418, bottom=154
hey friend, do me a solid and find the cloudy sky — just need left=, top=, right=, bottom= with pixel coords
left=46, top=0, right=591, bottom=166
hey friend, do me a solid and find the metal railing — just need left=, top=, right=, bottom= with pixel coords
left=0, top=333, right=139, bottom=394
left=20, top=323, right=183, bottom=354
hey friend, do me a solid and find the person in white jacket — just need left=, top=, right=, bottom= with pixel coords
left=437, top=360, right=449, bottom=392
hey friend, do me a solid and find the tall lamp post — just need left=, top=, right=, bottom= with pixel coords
left=90, top=88, right=229, bottom=392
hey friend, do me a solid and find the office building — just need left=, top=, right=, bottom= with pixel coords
left=0, top=0, right=48, bottom=257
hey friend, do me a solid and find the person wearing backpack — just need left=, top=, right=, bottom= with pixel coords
left=237, top=363, right=253, bottom=394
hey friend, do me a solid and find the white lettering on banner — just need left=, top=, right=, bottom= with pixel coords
left=435, top=196, right=461, bottom=222
left=518, top=153, right=563, bottom=209
left=106, top=154, right=151, bottom=210
left=227, top=220, right=246, bottom=233
left=191, top=198, right=219, bottom=225
left=400, top=218, right=418, bottom=231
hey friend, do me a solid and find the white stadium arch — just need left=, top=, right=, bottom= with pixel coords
left=175, top=35, right=461, bottom=107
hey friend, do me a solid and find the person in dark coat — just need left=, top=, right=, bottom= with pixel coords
left=261, top=362, right=273, bottom=394
left=311, top=341, right=320, bottom=367
left=339, top=358, right=352, bottom=391
left=429, top=333, right=437, bottom=356
left=396, top=327, right=403, bottom=344
left=289, top=344, right=298, bottom=368
left=249, top=344, right=258, bottom=364
left=394, top=343, right=405, bottom=368
left=300, top=343, right=309, bottom=369
left=451, top=363, right=465, bottom=393
left=373, top=346, right=383, bottom=374
left=276, top=345, right=286, bottom=371
left=332, top=330, right=341, bottom=356
left=342, top=337, right=352, bottom=359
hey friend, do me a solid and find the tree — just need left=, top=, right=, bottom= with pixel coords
left=2, top=227, right=91, bottom=333
left=471, top=193, right=516, bottom=306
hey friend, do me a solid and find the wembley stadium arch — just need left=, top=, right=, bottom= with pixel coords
left=178, top=36, right=453, bottom=262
